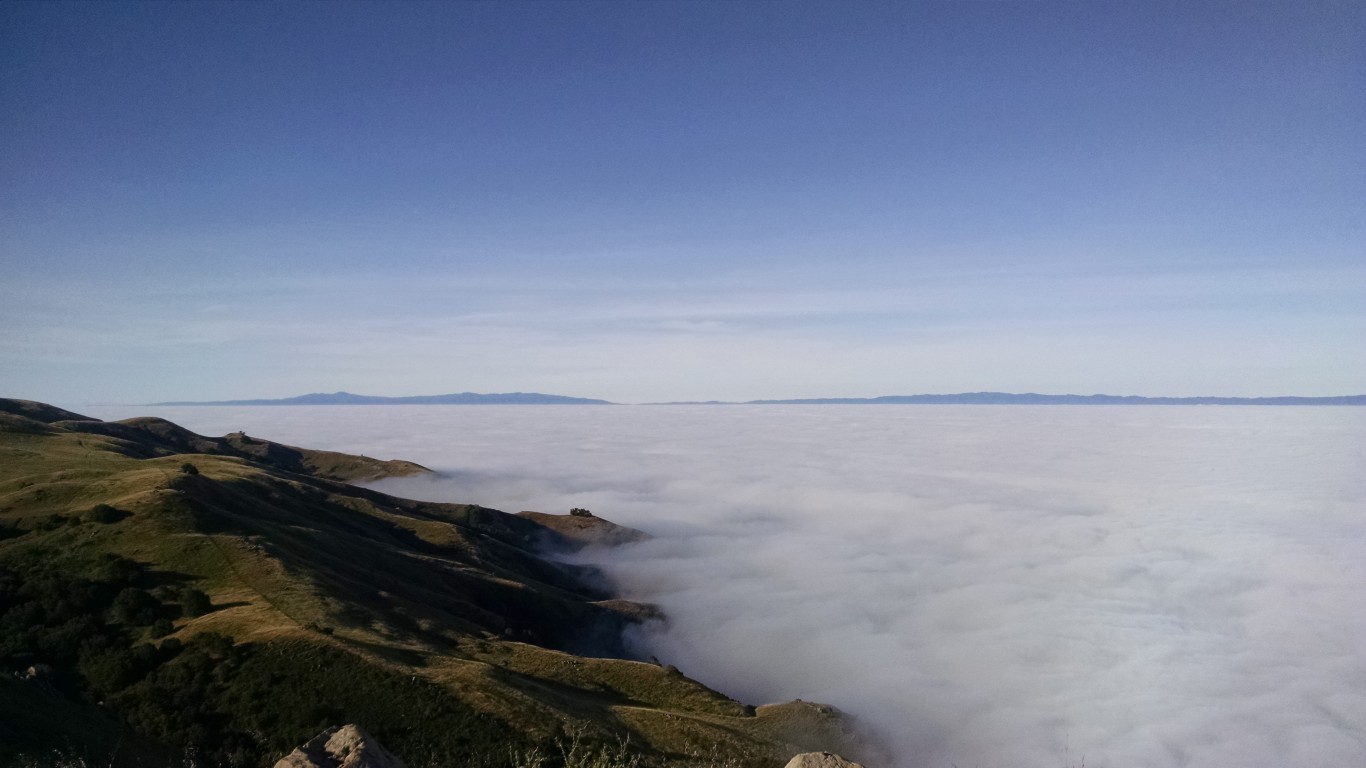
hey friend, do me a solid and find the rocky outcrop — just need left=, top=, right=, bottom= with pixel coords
left=274, top=724, right=406, bottom=768
left=784, top=752, right=865, bottom=768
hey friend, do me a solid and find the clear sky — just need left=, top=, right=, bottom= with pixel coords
left=3, top=1, right=1363, bottom=405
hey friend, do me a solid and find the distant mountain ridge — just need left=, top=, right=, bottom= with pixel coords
left=155, top=391, right=1366, bottom=407
left=156, top=391, right=613, bottom=405
left=741, top=392, right=1366, bottom=405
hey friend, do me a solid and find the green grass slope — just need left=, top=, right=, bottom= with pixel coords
left=0, top=399, right=859, bottom=768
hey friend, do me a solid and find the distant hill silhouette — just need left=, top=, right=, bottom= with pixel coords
left=157, top=391, right=1366, bottom=407
left=156, top=391, right=613, bottom=405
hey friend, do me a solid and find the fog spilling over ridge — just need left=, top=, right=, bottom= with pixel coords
left=84, top=405, right=1366, bottom=767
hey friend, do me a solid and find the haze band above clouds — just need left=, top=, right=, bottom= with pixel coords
left=84, top=405, right=1366, bottom=768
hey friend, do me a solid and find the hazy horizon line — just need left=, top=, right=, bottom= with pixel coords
left=116, top=389, right=1366, bottom=408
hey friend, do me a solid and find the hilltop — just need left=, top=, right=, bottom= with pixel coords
left=0, top=399, right=857, bottom=768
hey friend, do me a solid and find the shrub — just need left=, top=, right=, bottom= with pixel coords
left=569, top=508, right=594, bottom=518
left=85, top=504, right=122, bottom=524
left=179, top=589, right=212, bottom=618
left=179, top=463, right=199, bottom=475
left=79, top=646, right=150, bottom=694
left=109, top=587, right=161, bottom=626
left=34, top=514, right=74, bottom=531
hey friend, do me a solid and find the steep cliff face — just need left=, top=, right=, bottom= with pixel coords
left=0, top=399, right=863, bottom=768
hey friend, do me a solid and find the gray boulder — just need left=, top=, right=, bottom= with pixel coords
left=784, top=752, right=865, bottom=768
left=274, top=724, right=406, bottom=768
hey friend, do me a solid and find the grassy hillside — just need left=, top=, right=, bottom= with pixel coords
left=0, top=399, right=858, bottom=768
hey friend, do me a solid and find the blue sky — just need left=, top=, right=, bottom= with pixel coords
left=2, top=1, right=1363, bottom=404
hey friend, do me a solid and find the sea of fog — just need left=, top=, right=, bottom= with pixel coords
left=84, top=404, right=1366, bottom=768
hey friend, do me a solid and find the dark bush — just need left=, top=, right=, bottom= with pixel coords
left=86, top=504, right=123, bottom=524
left=109, top=587, right=161, bottom=626
left=569, top=508, right=594, bottom=518
left=180, top=588, right=212, bottom=618
left=34, top=514, right=73, bottom=530
left=88, top=553, right=142, bottom=585
left=180, top=463, right=199, bottom=475
left=78, top=645, right=155, bottom=694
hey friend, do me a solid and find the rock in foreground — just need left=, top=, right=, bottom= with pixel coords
left=784, top=752, right=865, bottom=768
left=274, top=724, right=406, bottom=768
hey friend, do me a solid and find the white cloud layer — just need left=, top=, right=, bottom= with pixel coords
left=85, top=404, right=1366, bottom=768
